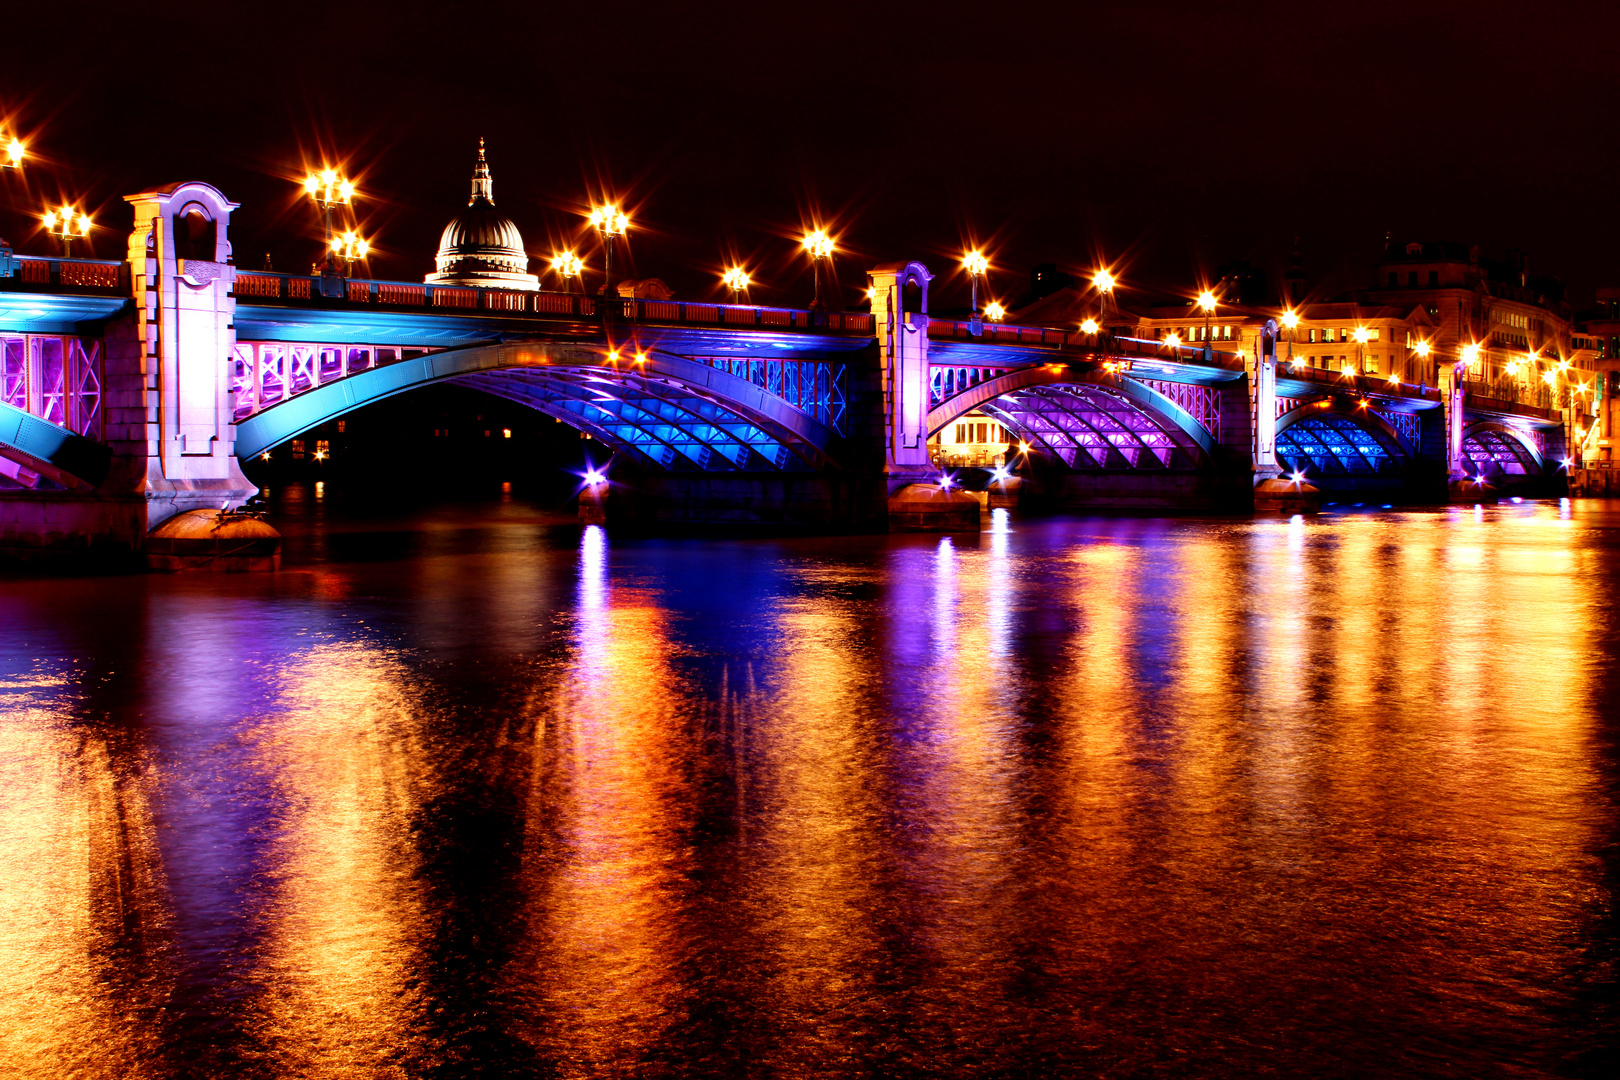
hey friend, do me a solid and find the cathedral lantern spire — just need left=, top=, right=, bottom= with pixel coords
left=425, top=137, right=538, bottom=291
left=471, top=137, right=493, bottom=204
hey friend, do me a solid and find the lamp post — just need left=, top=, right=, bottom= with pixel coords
left=963, top=250, right=988, bottom=313
left=1281, top=309, right=1299, bottom=368
left=1413, top=339, right=1431, bottom=387
left=551, top=251, right=584, bottom=293
left=1197, top=289, right=1217, bottom=353
left=329, top=230, right=369, bottom=275
left=589, top=203, right=629, bottom=295
left=1352, top=326, right=1371, bottom=377
left=722, top=266, right=750, bottom=304
left=1094, top=268, right=1117, bottom=322
left=1455, top=342, right=1481, bottom=400
left=802, top=229, right=835, bottom=310
left=302, top=169, right=354, bottom=271
left=42, top=204, right=91, bottom=257
left=1459, top=343, right=1480, bottom=380
left=2, top=133, right=24, bottom=170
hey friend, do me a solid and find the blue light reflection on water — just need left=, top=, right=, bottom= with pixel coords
left=0, top=498, right=1617, bottom=1077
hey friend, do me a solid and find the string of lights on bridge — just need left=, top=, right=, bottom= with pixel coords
left=2, top=131, right=1597, bottom=417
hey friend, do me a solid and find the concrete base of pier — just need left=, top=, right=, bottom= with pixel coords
left=887, top=482, right=982, bottom=531
left=1, top=463, right=259, bottom=564
left=146, top=509, right=281, bottom=572
left=1254, top=477, right=1322, bottom=514
left=1449, top=478, right=1498, bottom=504
left=577, top=468, right=893, bottom=530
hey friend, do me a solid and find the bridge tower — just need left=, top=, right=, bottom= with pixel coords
left=1249, top=319, right=1282, bottom=481
left=122, top=182, right=257, bottom=528
left=868, top=261, right=933, bottom=478
left=1438, top=358, right=1469, bottom=498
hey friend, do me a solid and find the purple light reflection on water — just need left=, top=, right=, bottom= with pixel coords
left=0, top=499, right=1616, bottom=1077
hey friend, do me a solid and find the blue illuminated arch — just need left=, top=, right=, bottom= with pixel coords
left=1274, top=402, right=1409, bottom=477
left=233, top=342, right=837, bottom=471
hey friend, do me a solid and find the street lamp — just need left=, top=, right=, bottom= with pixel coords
left=1281, top=309, right=1299, bottom=366
left=802, top=229, right=835, bottom=310
left=963, top=250, right=989, bottom=314
left=1352, top=326, right=1370, bottom=375
left=1080, top=317, right=1099, bottom=335
left=1093, top=268, right=1117, bottom=321
left=42, top=204, right=91, bottom=257
left=984, top=301, right=1006, bottom=322
left=722, top=266, right=750, bottom=303
left=2, top=134, right=24, bottom=169
left=1460, top=343, right=1481, bottom=375
left=551, top=251, right=584, bottom=293
left=589, top=203, right=630, bottom=295
left=1197, top=289, right=1217, bottom=347
left=302, top=169, right=354, bottom=270
left=329, top=230, right=369, bottom=274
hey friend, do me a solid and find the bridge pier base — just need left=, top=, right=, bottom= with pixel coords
left=887, top=480, right=980, bottom=532
left=579, top=467, right=893, bottom=531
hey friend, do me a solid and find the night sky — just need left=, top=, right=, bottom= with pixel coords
left=3, top=1, right=1615, bottom=310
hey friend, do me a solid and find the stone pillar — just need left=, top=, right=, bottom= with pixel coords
left=868, top=262, right=934, bottom=478
left=1439, top=360, right=1467, bottom=480
left=1437, top=359, right=1486, bottom=500
left=1251, top=319, right=1281, bottom=481
left=123, top=182, right=256, bottom=529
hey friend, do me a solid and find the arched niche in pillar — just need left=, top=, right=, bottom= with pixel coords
left=124, top=181, right=244, bottom=472
left=173, top=202, right=218, bottom=264
left=869, top=261, right=934, bottom=467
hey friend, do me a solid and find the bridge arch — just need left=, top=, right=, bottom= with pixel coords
left=1458, top=420, right=1544, bottom=477
left=233, top=342, right=838, bottom=472
left=927, top=366, right=1215, bottom=470
left=1274, top=399, right=1412, bottom=479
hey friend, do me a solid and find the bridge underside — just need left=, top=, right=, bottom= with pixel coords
left=453, top=367, right=818, bottom=472
left=233, top=344, right=839, bottom=473
left=971, top=382, right=1209, bottom=471
left=1460, top=428, right=1542, bottom=479
left=1276, top=413, right=1404, bottom=480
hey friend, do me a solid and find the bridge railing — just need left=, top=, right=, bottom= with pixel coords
left=232, top=272, right=876, bottom=335
left=0, top=253, right=127, bottom=293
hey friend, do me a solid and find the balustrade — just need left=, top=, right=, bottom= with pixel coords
left=224, top=271, right=872, bottom=337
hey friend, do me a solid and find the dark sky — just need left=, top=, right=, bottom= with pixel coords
left=3, top=0, right=1615, bottom=310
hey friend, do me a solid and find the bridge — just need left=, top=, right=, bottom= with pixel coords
left=0, top=181, right=1574, bottom=558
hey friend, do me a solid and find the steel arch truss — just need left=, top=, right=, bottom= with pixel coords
left=1460, top=424, right=1542, bottom=477
left=233, top=342, right=836, bottom=471
left=458, top=367, right=815, bottom=471
left=1275, top=412, right=1401, bottom=476
left=980, top=383, right=1208, bottom=470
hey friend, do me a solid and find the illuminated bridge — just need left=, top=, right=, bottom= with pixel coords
left=0, top=180, right=1573, bottom=557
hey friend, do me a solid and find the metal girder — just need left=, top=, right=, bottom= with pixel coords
left=929, top=365, right=1214, bottom=462
left=460, top=368, right=802, bottom=471
left=0, top=400, right=111, bottom=490
left=982, top=383, right=1204, bottom=471
left=233, top=342, right=834, bottom=470
left=1460, top=423, right=1543, bottom=476
left=1274, top=413, right=1399, bottom=476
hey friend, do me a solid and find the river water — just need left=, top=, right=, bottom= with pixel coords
left=2, top=490, right=1617, bottom=1078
